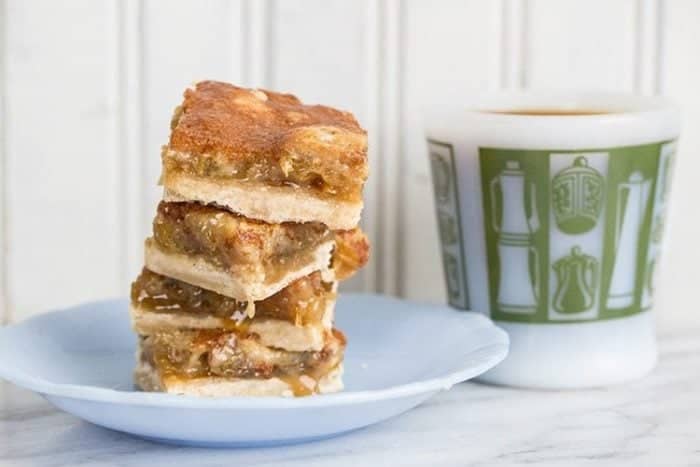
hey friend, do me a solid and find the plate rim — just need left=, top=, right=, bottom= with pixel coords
left=0, top=294, right=509, bottom=409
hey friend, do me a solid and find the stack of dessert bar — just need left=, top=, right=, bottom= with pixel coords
left=129, top=81, right=369, bottom=397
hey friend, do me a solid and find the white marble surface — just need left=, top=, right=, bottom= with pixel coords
left=1, top=325, right=698, bottom=467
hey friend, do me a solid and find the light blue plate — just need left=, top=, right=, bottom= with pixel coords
left=0, top=294, right=508, bottom=447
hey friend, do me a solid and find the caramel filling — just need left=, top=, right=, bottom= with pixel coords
left=151, top=201, right=333, bottom=283
left=332, top=229, right=370, bottom=281
left=131, top=268, right=335, bottom=327
left=140, top=329, right=345, bottom=396
left=162, top=150, right=365, bottom=203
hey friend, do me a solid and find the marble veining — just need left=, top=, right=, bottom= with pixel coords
left=0, top=326, right=699, bottom=466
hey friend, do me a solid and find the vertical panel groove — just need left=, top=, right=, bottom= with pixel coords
left=492, top=0, right=505, bottom=90
left=362, top=0, right=380, bottom=293
left=241, top=0, right=251, bottom=85
left=520, top=0, right=529, bottom=89
left=113, top=0, right=127, bottom=290
left=136, top=0, right=146, bottom=275
left=118, top=0, right=144, bottom=289
left=140, top=0, right=151, bottom=258
left=265, top=0, right=276, bottom=88
left=242, top=0, right=271, bottom=87
left=109, top=0, right=120, bottom=293
left=394, top=0, right=406, bottom=296
left=236, top=1, right=246, bottom=84
left=375, top=0, right=389, bottom=293
left=655, top=0, right=666, bottom=94
left=635, top=0, right=661, bottom=95
left=140, top=0, right=147, bottom=276
left=501, top=0, right=526, bottom=89
left=634, top=0, right=642, bottom=92
left=500, top=0, right=508, bottom=88
left=0, top=0, right=8, bottom=323
left=377, top=0, right=403, bottom=295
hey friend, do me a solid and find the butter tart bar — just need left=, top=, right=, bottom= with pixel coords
left=145, top=201, right=334, bottom=305
left=135, top=328, right=345, bottom=397
left=130, top=269, right=335, bottom=352
left=161, top=81, right=368, bottom=229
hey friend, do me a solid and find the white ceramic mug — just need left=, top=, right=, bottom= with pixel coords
left=425, top=92, right=680, bottom=388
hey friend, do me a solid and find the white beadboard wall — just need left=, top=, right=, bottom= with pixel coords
left=0, top=0, right=698, bottom=331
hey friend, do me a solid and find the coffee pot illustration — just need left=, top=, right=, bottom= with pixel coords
left=552, top=156, right=605, bottom=234
left=607, top=171, right=652, bottom=309
left=552, top=246, right=599, bottom=313
left=490, top=161, right=540, bottom=313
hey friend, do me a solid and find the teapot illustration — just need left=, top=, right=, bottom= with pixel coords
left=552, top=156, right=605, bottom=234
left=552, top=246, right=599, bottom=314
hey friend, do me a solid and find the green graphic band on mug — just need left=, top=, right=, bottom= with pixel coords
left=479, top=141, right=676, bottom=324
left=427, top=140, right=470, bottom=310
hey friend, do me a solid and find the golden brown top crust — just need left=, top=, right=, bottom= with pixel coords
left=168, top=81, right=367, bottom=168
